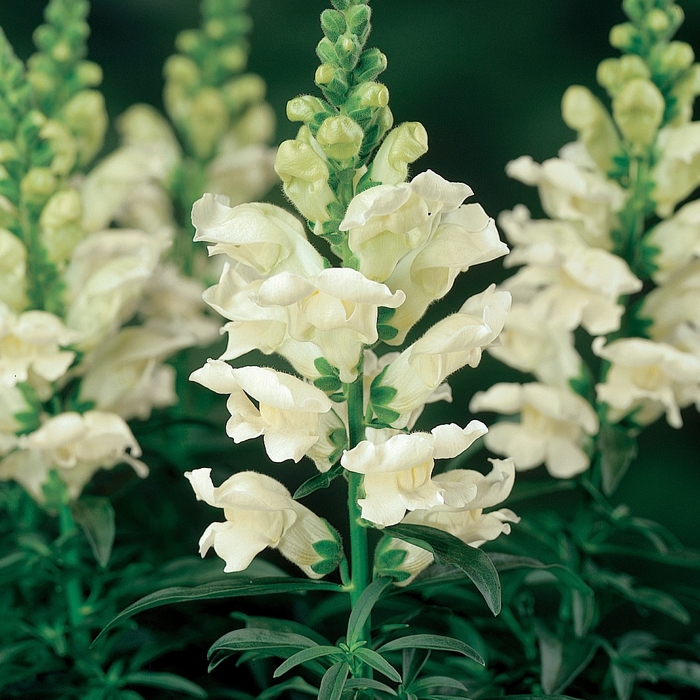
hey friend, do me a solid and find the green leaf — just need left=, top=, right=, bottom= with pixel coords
left=294, top=464, right=344, bottom=500
left=387, top=524, right=501, bottom=615
left=346, top=576, right=392, bottom=645
left=123, top=672, right=207, bottom=698
left=319, top=661, right=349, bottom=700
left=353, top=647, right=402, bottom=682
left=598, top=423, right=638, bottom=496
left=536, top=625, right=600, bottom=695
left=344, top=677, right=398, bottom=696
left=273, top=645, right=341, bottom=678
left=377, top=634, right=484, bottom=666
left=410, top=676, right=470, bottom=694
left=71, top=496, right=115, bottom=568
left=208, top=628, right=319, bottom=671
left=488, top=553, right=594, bottom=597
left=94, top=577, right=343, bottom=646
left=257, top=677, right=320, bottom=699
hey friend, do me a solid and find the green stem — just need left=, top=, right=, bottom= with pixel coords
left=344, top=363, right=371, bottom=662
left=58, top=503, right=86, bottom=639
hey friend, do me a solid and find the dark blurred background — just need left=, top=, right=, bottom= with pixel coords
left=1, top=0, right=699, bottom=544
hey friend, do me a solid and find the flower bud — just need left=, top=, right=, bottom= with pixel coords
left=163, top=54, right=200, bottom=89
left=331, top=0, right=351, bottom=11
left=371, top=121, right=429, bottom=185
left=315, top=63, right=335, bottom=86
left=0, top=229, right=27, bottom=312
left=347, top=4, right=372, bottom=42
left=218, top=44, right=247, bottom=73
left=347, top=81, right=389, bottom=110
left=646, top=8, right=670, bottom=34
left=354, top=47, right=388, bottom=83
left=222, top=74, right=266, bottom=114
left=174, top=29, right=200, bottom=56
left=20, top=167, right=57, bottom=207
left=40, top=120, right=77, bottom=176
left=622, top=0, right=644, bottom=21
left=658, top=41, right=695, bottom=75
left=597, top=55, right=649, bottom=96
left=61, top=90, right=108, bottom=166
left=286, top=95, right=330, bottom=123
left=39, top=189, right=84, bottom=266
left=316, top=115, right=364, bottom=161
left=76, top=60, right=102, bottom=88
left=274, top=135, right=336, bottom=222
left=562, top=86, right=620, bottom=171
left=320, top=8, right=346, bottom=42
left=609, top=22, right=640, bottom=53
left=233, top=102, right=276, bottom=145
left=612, top=77, right=665, bottom=147
left=187, top=87, right=229, bottom=159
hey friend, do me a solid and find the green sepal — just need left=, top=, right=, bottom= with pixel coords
left=294, top=463, right=345, bottom=500
left=387, top=524, right=502, bottom=615
left=315, top=356, right=340, bottom=376
left=372, top=405, right=400, bottom=425
left=317, top=37, right=338, bottom=66
left=377, top=633, right=485, bottom=666
left=314, top=375, right=343, bottom=393
left=346, top=4, right=372, bottom=44
left=371, top=384, right=398, bottom=406
left=14, top=382, right=42, bottom=434
left=353, top=48, right=388, bottom=83
left=320, top=10, right=347, bottom=43
left=311, top=531, right=344, bottom=577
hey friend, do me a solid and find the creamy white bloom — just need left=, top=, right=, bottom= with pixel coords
left=253, top=268, right=405, bottom=383
left=488, top=303, right=582, bottom=387
left=651, top=122, right=700, bottom=217
left=192, top=194, right=324, bottom=277
left=185, top=468, right=341, bottom=577
left=500, top=206, right=642, bottom=335
left=593, top=336, right=700, bottom=428
left=506, top=153, right=625, bottom=245
left=78, top=326, right=193, bottom=421
left=0, top=230, right=28, bottom=312
left=470, top=383, right=599, bottom=478
left=642, top=261, right=700, bottom=343
left=205, top=140, right=278, bottom=208
left=81, top=105, right=181, bottom=233
left=376, top=286, right=510, bottom=428
left=339, top=170, right=473, bottom=282
left=644, top=200, right=700, bottom=283
left=190, top=359, right=332, bottom=463
left=0, top=410, right=147, bottom=501
left=140, top=263, right=219, bottom=346
left=64, top=228, right=170, bottom=351
left=340, top=421, right=489, bottom=527
left=0, top=303, right=78, bottom=388
left=204, top=262, right=323, bottom=381
left=377, top=459, right=519, bottom=585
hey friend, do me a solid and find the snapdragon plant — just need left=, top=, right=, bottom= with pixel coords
left=99, top=1, right=532, bottom=698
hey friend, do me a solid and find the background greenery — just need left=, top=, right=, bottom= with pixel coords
left=1, top=0, right=698, bottom=548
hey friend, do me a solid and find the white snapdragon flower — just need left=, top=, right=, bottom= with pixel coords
left=253, top=268, right=405, bottom=383
left=488, top=304, right=582, bottom=388
left=186, top=468, right=341, bottom=577
left=64, top=228, right=170, bottom=351
left=644, top=200, right=700, bottom=283
left=651, top=122, right=700, bottom=217
left=0, top=303, right=78, bottom=389
left=202, top=263, right=324, bottom=381
left=506, top=152, right=625, bottom=245
left=642, top=261, right=700, bottom=343
left=470, top=383, right=599, bottom=478
left=593, top=337, right=700, bottom=428
left=78, top=326, right=193, bottom=421
left=0, top=411, right=147, bottom=502
left=192, top=194, right=324, bottom=277
left=190, top=359, right=332, bottom=463
left=500, top=206, right=642, bottom=335
left=340, top=421, right=489, bottom=527
left=139, top=263, right=220, bottom=347
left=374, top=286, right=510, bottom=428
left=377, top=459, right=518, bottom=585
left=339, top=170, right=473, bottom=282
left=81, top=105, right=181, bottom=233
left=0, top=230, right=28, bottom=312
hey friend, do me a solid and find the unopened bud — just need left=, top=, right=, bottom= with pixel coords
left=330, top=0, right=351, bottom=10
left=187, top=88, right=228, bottom=159
left=286, top=95, right=330, bottom=123
left=223, top=74, right=266, bottom=112
left=348, top=81, right=389, bottom=109
left=597, top=55, right=649, bottom=96
left=320, top=9, right=346, bottom=42
left=646, top=9, right=670, bottom=34
left=316, top=38, right=337, bottom=66
left=315, top=64, right=335, bottom=86
left=205, top=19, right=226, bottom=41
left=175, top=29, right=200, bottom=56
left=21, top=167, right=57, bottom=207
left=317, top=116, right=364, bottom=160
left=658, top=42, right=695, bottom=74
left=609, top=23, right=639, bottom=52
left=39, top=188, right=84, bottom=265
left=218, top=45, right=247, bottom=73
left=353, top=47, right=387, bottom=83
left=0, top=229, right=27, bottom=312
left=234, top=102, right=276, bottom=145
left=76, top=61, right=103, bottom=88
left=61, top=90, right=108, bottom=166
left=562, top=85, right=620, bottom=170
left=40, top=120, right=77, bottom=176
left=51, top=41, right=71, bottom=64
left=163, top=55, right=200, bottom=88
left=371, top=121, right=428, bottom=185
left=613, top=77, right=665, bottom=147
left=0, top=141, right=19, bottom=163
left=622, top=0, right=644, bottom=22
left=347, top=4, right=371, bottom=42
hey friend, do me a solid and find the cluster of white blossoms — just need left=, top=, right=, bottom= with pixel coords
left=470, top=0, right=700, bottom=482
left=0, top=1, right=270, bottom=502
left=186, top=0, right=518, bottom=582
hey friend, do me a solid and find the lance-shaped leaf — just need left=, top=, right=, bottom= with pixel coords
left=273, top=646, right=342, bottom=678
left=123, top=672, right=207, bottom=698
left=387, top=524, right=501, bottom=615
left=319, top=661, right=350, bottom=700
left=346, top=576, right=393, bottom=645
left=377, top=634, right=484, bottom=666
left=93, top=577, right=343, bottom=646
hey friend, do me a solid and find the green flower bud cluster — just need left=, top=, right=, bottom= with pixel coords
left=163, top=0, right=274, bottom=162
left=275, top=0, right=427, bottom=264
